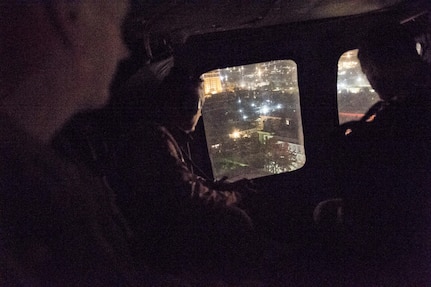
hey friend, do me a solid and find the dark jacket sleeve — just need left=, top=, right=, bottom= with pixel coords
left=115, top=123, right=240, bottom=207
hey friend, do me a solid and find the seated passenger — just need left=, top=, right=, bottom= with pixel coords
left=329, top=23, right=431, bottom=285
left=0, top=1, right=140, bottom=286
left=107, top=65, right=262, bottom=283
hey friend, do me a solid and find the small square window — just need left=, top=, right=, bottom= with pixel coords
left=201, top=60, right=305, bottom=181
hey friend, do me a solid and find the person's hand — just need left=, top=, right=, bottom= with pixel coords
left=213, top=177, right=258, bottom=194
left=228, top=178, right=261, bottom=211
left=227, top=178, right=258, bottom=195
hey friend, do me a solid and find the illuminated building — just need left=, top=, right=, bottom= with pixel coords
left=203, top=70, right=223, bottom=95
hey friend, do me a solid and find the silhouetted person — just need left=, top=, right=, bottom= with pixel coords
left=107, top=65, right=262, bottom=284
left=0, top=1, right=142, bottom=286
left=330, top=23, right=431, bottom=285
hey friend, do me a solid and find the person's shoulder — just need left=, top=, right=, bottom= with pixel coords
left=153, top=123, right=179, bottom=144
left=131, top=120, right=168, bottom=135
left=123, top=121, right=176, bottom=149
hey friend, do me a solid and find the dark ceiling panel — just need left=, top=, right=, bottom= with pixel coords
left=130, top=0, right=405, bottom=39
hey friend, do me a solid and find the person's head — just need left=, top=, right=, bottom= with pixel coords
left=0, top=0, right=129, bottom=141
left=358, top=23, right=424, bottom=101
left=158, top=67, right=205, bottom=133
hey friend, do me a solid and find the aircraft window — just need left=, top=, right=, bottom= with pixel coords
left=337, top=49, right=379, bottom=124
left=201, top=60, right=305, bottom=181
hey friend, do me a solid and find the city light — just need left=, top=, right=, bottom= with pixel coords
left=260, top=105, right=269, bottom=115
left=229, top=130, right=241, bottom=139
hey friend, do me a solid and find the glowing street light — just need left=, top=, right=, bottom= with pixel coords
left=229, top=130, right=241, bottom=139
left=260, top=105, right=269, bottom=115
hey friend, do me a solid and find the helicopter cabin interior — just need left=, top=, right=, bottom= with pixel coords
left=56, top=0, right=431, bottom=285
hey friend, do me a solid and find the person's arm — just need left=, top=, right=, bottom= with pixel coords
left=119, top=123, right=242, bottom=207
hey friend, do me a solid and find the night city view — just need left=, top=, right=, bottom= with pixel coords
left=202, top=50, right=377, bottom=180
